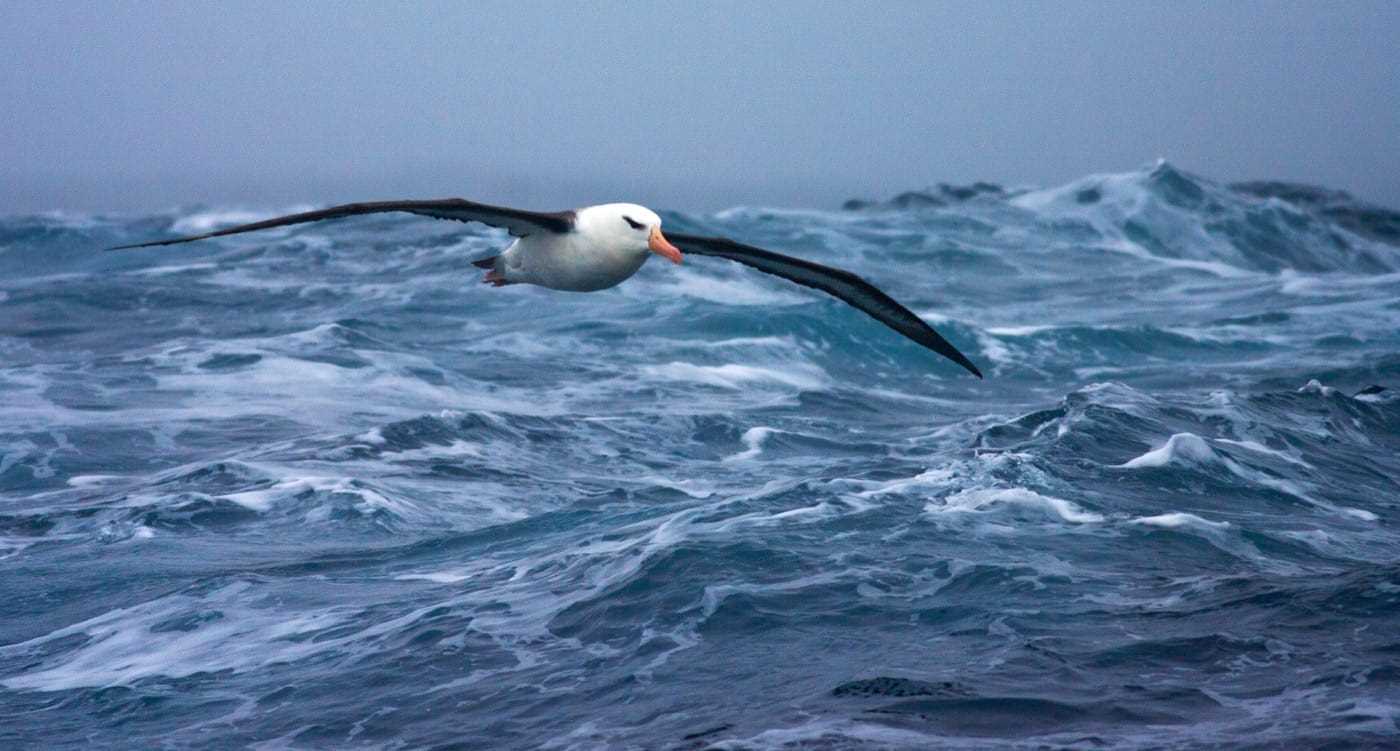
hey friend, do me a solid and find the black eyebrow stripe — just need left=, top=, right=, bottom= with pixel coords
left=623, top=215, right=644, bottom=229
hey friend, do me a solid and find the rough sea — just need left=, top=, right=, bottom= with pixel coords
left=3, top=161, right=1400, bottom=749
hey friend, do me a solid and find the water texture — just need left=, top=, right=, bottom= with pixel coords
left=2, top=162, right=1399, bottom=749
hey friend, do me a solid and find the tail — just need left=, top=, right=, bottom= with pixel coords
left=472, top=255, right=513, bottom=287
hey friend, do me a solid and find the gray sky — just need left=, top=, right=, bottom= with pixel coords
left=3, top=1, right=1398, bottom=213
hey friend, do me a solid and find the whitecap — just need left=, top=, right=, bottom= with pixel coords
left=1120, top=433, right=1218, bottom=468
left=723, top=426, right=776, bottom=462
left=630, top=475, right=716, bottom=499
left=356, top=428, right=386, bottom=445
left=1129, top=512, right=1230, bottom=530
left=67, top=474, right=125, bottom=487
left=1297, top=379, right=1337, bottom=396
left=985, top=324, right=1056, bottom=337
left=929, top=487, right=1104, bottom=524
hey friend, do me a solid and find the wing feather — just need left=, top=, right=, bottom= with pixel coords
left=667, top=231, right=982, bottom=378
left=108, top=199, right=575, bottom=250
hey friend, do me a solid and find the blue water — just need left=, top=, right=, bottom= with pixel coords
left=3, top=162, right=1400, bottom=749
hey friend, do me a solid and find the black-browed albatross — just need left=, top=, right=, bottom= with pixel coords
left=110, top=198, right=982, bottom=377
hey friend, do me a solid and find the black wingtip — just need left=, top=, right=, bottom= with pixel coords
left=106, top=238, right=180, bottom=251
left=960, top=352, right=984, bottom=379
left=953, top=355, right=984, bottom=379
left=924, top=333, right=983, bottom=379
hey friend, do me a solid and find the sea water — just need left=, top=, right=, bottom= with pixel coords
left=2, top=161, right=1399, bottom=748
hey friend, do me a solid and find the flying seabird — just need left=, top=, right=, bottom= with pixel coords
left=110, top=198, right=982, bottom=377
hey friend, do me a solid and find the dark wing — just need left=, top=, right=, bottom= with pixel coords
left=667, top=232, right=982, bottom=378
left=107, top=199, right=576, bottom=250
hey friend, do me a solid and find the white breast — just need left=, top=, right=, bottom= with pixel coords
left=502, top=232, right=649, bottom=292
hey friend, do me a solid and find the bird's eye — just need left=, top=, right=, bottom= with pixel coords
left=622, top=216, right=645, bottom=230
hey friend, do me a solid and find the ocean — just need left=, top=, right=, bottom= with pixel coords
left=2, top=161, right=1399, bottom=749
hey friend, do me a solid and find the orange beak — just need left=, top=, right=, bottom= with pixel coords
left=648, top=227, right=683, bottom=264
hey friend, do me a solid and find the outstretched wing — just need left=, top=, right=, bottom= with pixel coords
left=667, top=231, right=982, bottom=378
left=108, top=199, right=576, bottom=250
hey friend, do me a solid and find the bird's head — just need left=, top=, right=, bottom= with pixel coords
left=580, top=203, right=682, bottom=264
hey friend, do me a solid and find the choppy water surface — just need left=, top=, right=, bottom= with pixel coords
left=3, top=162, right=1400, bottom=749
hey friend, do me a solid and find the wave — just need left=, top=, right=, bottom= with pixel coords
left=3, top=166, right=1400, bottom=749
left=848, top=160, right=1400, bottom=274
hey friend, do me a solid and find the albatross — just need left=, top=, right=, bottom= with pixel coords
left=110, top=198, right=982, bottom=377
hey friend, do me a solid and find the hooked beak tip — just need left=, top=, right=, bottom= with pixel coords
left=649, top=228, right=683, bottom=265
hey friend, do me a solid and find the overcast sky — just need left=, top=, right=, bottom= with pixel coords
left=3, top=1, right=1397, bottom=213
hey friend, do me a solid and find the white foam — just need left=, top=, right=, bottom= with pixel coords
left=1278, top=269, right=1400, bottom=297
left=394, top=571, right=470, bottom=584
left=974, top=330, right=1014, bottom=368
left=1074, top=365, right=1126, bottom=379
left=1010, top=163, right=1264, bottom=277
left=700, top=572, right=843, bottom=619
left=706, top=502, right=839, bottom=534
left=127, top=262, right=219, bottom=277
left=853, top=468, right=956, bottom=498
left=0, top=581, right=346, bottom=691
left=640, top=361, right=828, bottom=391
left=717, top=717, right=959, bottom=750
left=220, top=487, right=280, bottom=512
left=1120, top=433, right=1218, bottom=468
left=1130, top=512, right=1230, bottom=530
left=1214, top=439, right=1311, bottom=467
left=633, top=269, right=808, bottom=306
left=985, top=324, right=1056, bottom=337
left=685, top=335, right=799, bottom=350
left=723, top=427, right=776, bottom=462
left=0, top=537, right=31, bottom=561
left=1120, top=434, right=1370, bottom=523
left=171, top=206, right=314, bottom=235
left=67, top=474, right=125, bottom=487
left=31, top=210, right=103, bottom=229
left=1298, top=379, right=1337, bottom=396
left=930, top=487, right=1104, bottom=523
left=356, top=428, right=386, bottom=445
left=1077, top=381, right=1160, bottom=413
left=631, top=476, right=716, bottom=499
left=152, top=347, right=558, bottom=425
left=218, top=476, right=412, bottom=518
left=380, top=440, right=483, bottom=461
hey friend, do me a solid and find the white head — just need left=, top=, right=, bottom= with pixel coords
left=575, top=203, right=683, bottom=264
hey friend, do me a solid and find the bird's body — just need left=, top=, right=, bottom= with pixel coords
left=484, top=204, right=661, bottom=291
left=110, top=197, right=983, bottom=377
